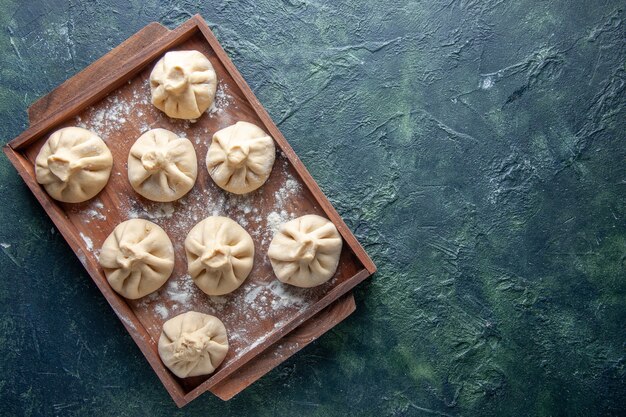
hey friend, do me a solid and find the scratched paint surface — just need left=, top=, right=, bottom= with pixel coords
left=0, top=1, right=625, bottom=416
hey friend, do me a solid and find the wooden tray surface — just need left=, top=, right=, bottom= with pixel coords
left=4, top=16, right=375, bottom=407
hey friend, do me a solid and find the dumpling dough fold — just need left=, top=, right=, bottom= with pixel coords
left=206, top=121, right=275, bottom=194
left=184, top=216, right=254, bottom=295
left=35, top=126, right=112, bottom=203
left=99, top=219, right=175, bottom=299
left=128, top=128, right=197, bottom=202
left=268, top=214, right=342, bottom=288
left=158, top=311, right=229, bottom=378
left=150, top=50, right=217, bottom=119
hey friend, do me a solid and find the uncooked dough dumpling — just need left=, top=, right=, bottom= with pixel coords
left=99, top=219, right=175, bottom=299
left=268, top=214, right=343, bottom=288
left=206, top=121, right=276, bottom=194
left=150, top=50, right=217, bottom=119
left=128, top=128, right=197, bottom=202
left=184, top=216, right=254, bottom=295
left=35, top=126, right=112, bottom=203
left=158, top=311, right=229, bottom=378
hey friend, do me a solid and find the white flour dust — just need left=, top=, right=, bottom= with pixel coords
left=207, top=84, right=233, bottom=115
left=79, top=232, right=93, bottom=252
left=154, top=304, right=169, bottom=319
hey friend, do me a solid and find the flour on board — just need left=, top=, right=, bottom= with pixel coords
left=74, top=78, right=152, bottom=139
left=207, top=84, right=233, bottom=115
left=84, top=209, right=106, bottom=221
left=154, top=304, right=169, bottom=320
left=267, top=210, right=290, bottom=235
left=79, top=232, right=93, bottom=252
left=79, top=199, right=107, bottom=223
left=125, top=202, right=176, bottom=221
left=165, top=275, right=199, bottom=306
left=75, top=95, right=131, bottom=138
left=66, top=73, right=326, bottom=362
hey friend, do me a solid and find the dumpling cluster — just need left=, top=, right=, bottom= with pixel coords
left=206, top=121, right=276, bottom=194
left=184, top=216, right=254, bottom=296
left=150, top=50, right=218, bottom=119
left=268, top=215, right=342, bottom=288
left=35, top=127, right=113, bottom=203
left=128, top=128, right=197, bottom=202
left=72, top=47, right=349, bottom=381
left=99, top=219, right=175, bottom=299
left=158, top=311, right=229, bottom=378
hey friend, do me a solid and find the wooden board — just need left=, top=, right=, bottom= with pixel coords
left=24, top=20, right=359, bottom=404
left=4, top=15, right=376, bottom=407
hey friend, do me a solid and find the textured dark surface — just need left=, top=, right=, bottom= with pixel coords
left=1, top=1, right=625, bottom=416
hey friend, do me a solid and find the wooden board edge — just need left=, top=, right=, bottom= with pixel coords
left=184, top=268, right=371, bottom=400
left=28, top=22, right=171, bottom=125
left=2, top=145, right=188, bottom=406
left=191, top=15, right=377, bottom=276
left=9, top=18, right=201, bottom=150
left=208, top=293, right=357, bottom=402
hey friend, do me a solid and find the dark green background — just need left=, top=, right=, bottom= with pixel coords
left=1, top=1, right=624, bottom=416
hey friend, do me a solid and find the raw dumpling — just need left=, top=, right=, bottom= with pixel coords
left=206, top=121, right=276, bottom=194
left=150, top=50, right=217, bottom=119
left=268, top=214, right=342, bottom=288
left=158, top=311, right=229, bottom=378
left=184, top=216, right=254, bottom=295
left=128, top=128, right=197, bottom=202
left=35, top=126, right=113, bottom=203
left=99, top=219, right=175, bottom=299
